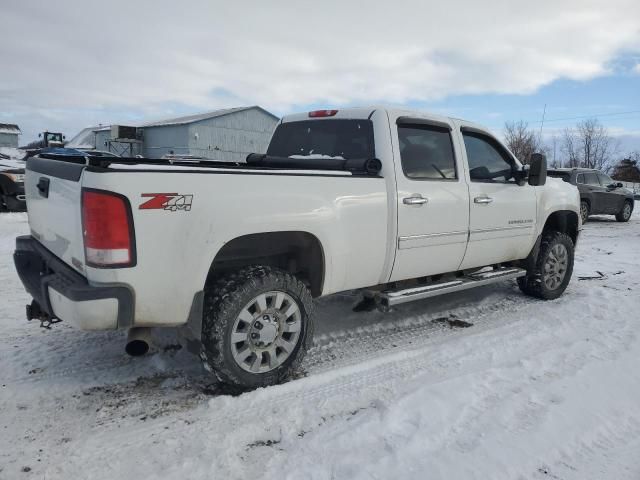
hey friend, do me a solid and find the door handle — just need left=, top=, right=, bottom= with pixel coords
left=403, top=195, right=428, bottom=206
left=474, top=196, right=493, bottom=204
left=37, top=177, right=50, bottom=198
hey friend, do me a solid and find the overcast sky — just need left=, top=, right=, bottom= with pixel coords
left=1, top=0, right=639, bottom=152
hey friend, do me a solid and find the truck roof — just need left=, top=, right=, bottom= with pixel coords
left=281, top=106, right=471, bottom=127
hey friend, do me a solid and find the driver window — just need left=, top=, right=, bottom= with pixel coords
left=597, top=173, right=613, bottom=185
left=462, top=132, right=515, bottom=183
left=583, top=172, right=599, bottom=185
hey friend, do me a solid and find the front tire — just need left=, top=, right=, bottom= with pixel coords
left=518, top=231, right=574, bottom=300
left=0, top=190, right=7, bottom=212
left=580, top=201, right=589, bottom=224
left=200, top=266, right=314, bottom=389
left=615, top=200, right=632, bottom=222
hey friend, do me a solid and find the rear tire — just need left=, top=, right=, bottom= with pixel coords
left=200, top=265, right=314, bottom=389
left=580, top=201, right=589, bottom=224
left=615, top=200, right=632, bottom=222
left=518, top=231, right=574, bottom=300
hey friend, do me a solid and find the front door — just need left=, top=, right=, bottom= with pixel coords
left=390, top=117, right=470, bottom=282
left=597, top=172, right=624, bottom=213
left=581, top=171, right=607, bottom=214
left=458, top=128, right=537, bottom=269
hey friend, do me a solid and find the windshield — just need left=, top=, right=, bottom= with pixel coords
left=46, top=133, right=63, bottom=142
left=267, top=120, right=374, bottom=160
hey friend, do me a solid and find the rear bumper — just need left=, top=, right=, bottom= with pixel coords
left=13, top=236, right=134, bottom=330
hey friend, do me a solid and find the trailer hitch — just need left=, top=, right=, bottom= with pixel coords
left=26, top=300, right=61, bottom=330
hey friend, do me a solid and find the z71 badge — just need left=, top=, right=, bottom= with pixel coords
left=139, top=193, right=193, bottom=212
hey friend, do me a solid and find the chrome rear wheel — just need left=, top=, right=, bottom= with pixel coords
left=200, top=266, right=314, bottom=389
left=230, top=291, right=302, bottom=374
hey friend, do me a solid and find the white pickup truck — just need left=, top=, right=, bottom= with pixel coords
left=14, top=107, right=581, bottom=389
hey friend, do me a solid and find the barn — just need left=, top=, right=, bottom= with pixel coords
left=0, top=124, right=21, bottom=148
left=140, top=106, right=279, bottom=160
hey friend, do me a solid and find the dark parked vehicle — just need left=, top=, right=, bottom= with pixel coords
left=548, top=168, right=634, bottom=223
left=0, top=159, right=26, bottom=211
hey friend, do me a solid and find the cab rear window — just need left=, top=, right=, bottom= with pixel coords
left=547, top=171, right=570, bottom=182
left=267, top=120, right=374, bottom=160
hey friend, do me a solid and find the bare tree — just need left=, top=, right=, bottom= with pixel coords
left=547, top=134, right=561, bottom=168
left=561, top=128, right=580, bottom=168
left=628, top=151, right=640, bottom=163
left=611, top=155, right=640, bottom=182
left=503, top=121, right=541, bottom=164
left=561, top=118, right=618, bottom=171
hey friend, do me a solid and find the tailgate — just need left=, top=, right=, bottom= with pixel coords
left=25, top=157, right=87, bottom=274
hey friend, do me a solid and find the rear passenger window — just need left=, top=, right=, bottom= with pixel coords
left=576, top=173, right=585, bottom=184
left=398, top=125, right=457, bottom=180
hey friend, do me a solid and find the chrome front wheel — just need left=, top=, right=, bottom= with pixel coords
left=543, top=243, right=568, bottom=291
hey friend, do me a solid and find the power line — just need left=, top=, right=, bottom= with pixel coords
left=528, top=109, right=640, bottom=124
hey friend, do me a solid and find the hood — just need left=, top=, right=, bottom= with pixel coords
left=0, top=158, right=26, bottom=172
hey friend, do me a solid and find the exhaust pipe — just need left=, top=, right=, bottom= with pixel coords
left=125, top=327, right=152, bottom=356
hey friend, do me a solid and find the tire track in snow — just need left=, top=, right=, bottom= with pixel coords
left=3, top=285, right=524, bottom=387
left=51, top=284, right=638, bottom=479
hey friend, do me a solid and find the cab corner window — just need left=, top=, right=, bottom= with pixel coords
left=398, top=124, right=457, bottom=180
left=462, top=132, right=516, bottom=183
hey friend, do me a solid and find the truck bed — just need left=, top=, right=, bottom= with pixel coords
left=24, top=154, right=391, bottom=328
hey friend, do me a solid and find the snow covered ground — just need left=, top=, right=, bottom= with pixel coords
left=1, top=211, right=639, bottom=479
left=0, top=147, right=26, bottom=161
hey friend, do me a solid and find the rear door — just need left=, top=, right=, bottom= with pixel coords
left=390, top=116, right=469, bottom=281
left=25, top=156, right=86, bottom=274
left=458, top=127, right=537, bottom=269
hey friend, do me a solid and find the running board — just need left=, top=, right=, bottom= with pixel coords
left=374, top=267, right=526, bottom=307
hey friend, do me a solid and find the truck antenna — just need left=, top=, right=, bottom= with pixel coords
left=539, top=104, right=547, bottom=138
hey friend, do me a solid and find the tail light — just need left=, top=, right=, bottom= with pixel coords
left=81, top=189, right=136, bottom=267
left=309, top=109, right=338, bottom=118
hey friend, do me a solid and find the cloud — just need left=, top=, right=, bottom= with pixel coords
left=2, top=0, right=640, bottom=140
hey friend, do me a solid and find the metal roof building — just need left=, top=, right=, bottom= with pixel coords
left=66, top=125, right=111, bottom=150
left=140, top=106, right=279, bottom=160
left=0, top=124, right=21, bottom=148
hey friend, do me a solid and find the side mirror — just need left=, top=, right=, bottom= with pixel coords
left=616, top=182, right=623, bottom=188
left=38, top=133, right=42, bottom=137
left=63, top=135, right=66, bottom=140
left=514, top=164, right=529, bottom=185
left=528, top=153, right=547, bottom=186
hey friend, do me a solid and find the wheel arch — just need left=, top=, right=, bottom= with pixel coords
left=205, top=231, right=325, bottom=297
left=542, top=210, right=579, bottom=244
left=580, top=196, right=591, bottom=209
